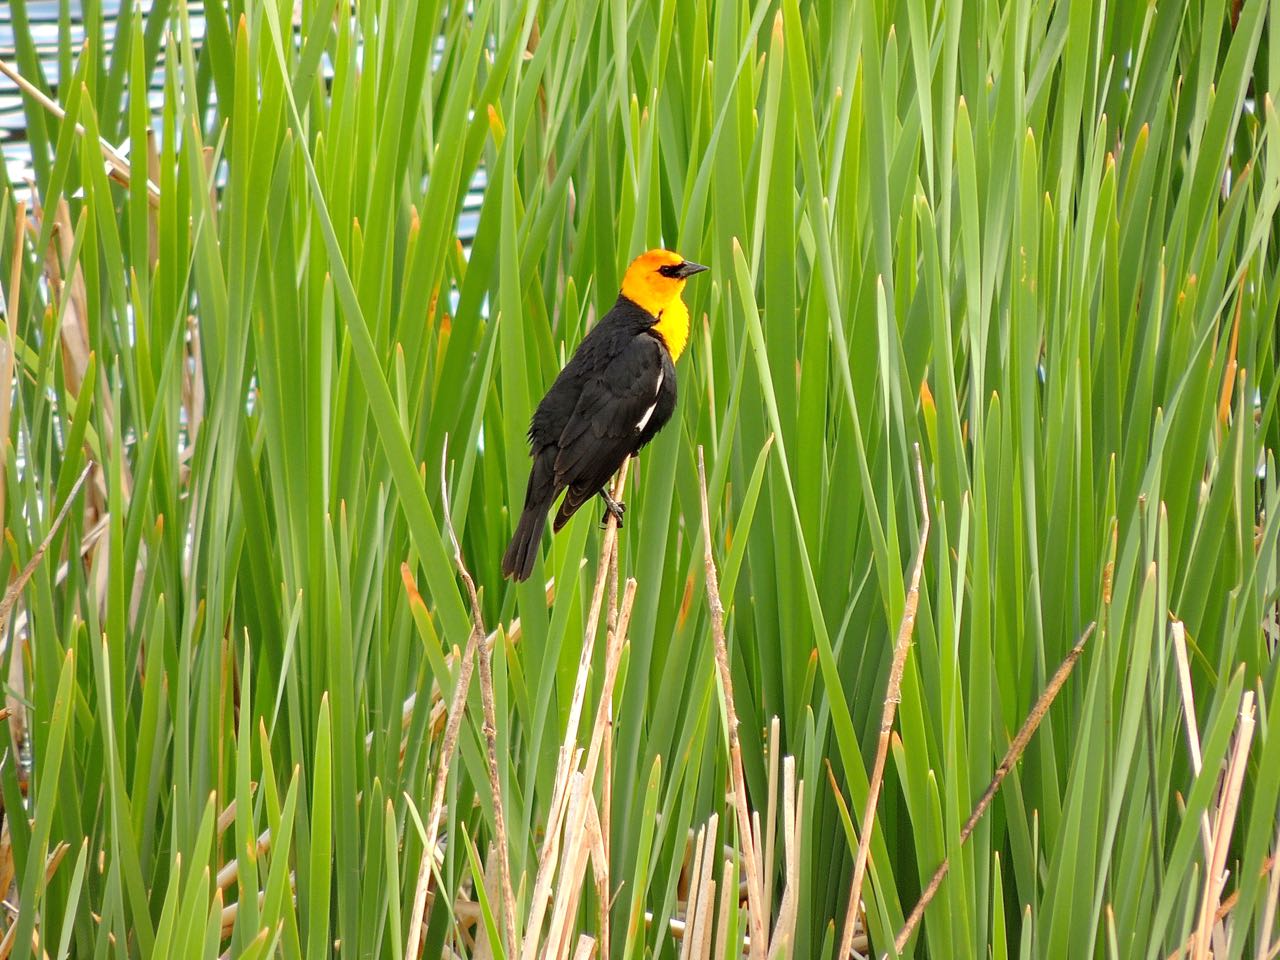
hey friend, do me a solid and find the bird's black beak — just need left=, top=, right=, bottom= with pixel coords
left=675, top=260, right=709, bottom=279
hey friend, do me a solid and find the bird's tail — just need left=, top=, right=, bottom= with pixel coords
left=502, top=499, right=550, bottom=581
left=503, top=454, right=557, bottom=581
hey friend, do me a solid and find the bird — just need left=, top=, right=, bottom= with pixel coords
left=501, top=248, right=709, bottom=581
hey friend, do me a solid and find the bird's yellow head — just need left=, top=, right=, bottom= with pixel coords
left=619, top=249, right=708, bottom=361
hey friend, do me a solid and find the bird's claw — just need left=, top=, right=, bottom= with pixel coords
left=599, top=493, right=626, bottom=529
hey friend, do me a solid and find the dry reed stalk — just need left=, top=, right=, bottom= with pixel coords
left=552, top=791, right=598, bottom=958
left=536, top=578, right=637, bottom=957
left=665, top=913, right=756, bottom=954
left=0, top=842, right=72, bottom=960
left=181, top=314, right=205, bottom=480
left=678, top=819, right=710, bottom=960
left=665, top=754, right=808, bottom=959
left=1260, top=816, right=1280, bottom=960
left=1216, top=284, right=1244, bottom=428
left=600, top=496, right=626, bottom=959
left=696, top=841, right=719, bottom=960
left=580, top=578, right=637, bottom=797
left=893, top=621, right=1095, bottom=953
left=475, top=641, right=517, bottom=949
left=7, top=510, right=110, bottom=632
left=1191, top=692, right=1256, bottom=960
left=405, top=614, right=482, bottom=958
left=0, top=56, right=161, bottom=205
left=694, top=816, right=720, bottom=960
left=367, top=585, right=559, bottom=753
left=600, top=709, right=613, bottom=959
left=0, top=920, right=17, bottom=960
left=520, top=460, right=632, bottom=960
left=585, top=790, right=611, bottom=958
left=676, top=832, right=700, bottom=960
left=215, top=787, right=261, bottom=837
left=763, top=717, right=780, bottom=912
left=0, top=826, right=13, bottom=909
left=768, top=759, right=801, bottom=960
left=696, top=446, right=768, bottom=958
left=1172, top=620, right=1214, bottom=856
left=220, top=889, right=269, bottom=939
left=838, top=445, right=930, bottom=960
left=407, top=439, right=551, bottom=957
left=0, top=464, right=93, bottom=639
left=1159, top=852, right=1277, bottom=957
left=440, top=440, right=518, bottom=952
left=215, top=830, right=271, bottom=890
left=713, top=856, right=736, bottom=960
left=42, top=196, right=117, bottom=508
left=470, top=847, right=503, bottom=960
left=750, top=811, right=763, bottom=909
left=544, top=774, right=593, bottom=957
left=0, top=202, right=25, bottom=529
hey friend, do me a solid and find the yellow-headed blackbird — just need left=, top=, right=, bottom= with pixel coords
left=502, top=249, right=708, bottom=581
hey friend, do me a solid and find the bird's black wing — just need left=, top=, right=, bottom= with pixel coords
left=551, top=333, right=667, bottom=529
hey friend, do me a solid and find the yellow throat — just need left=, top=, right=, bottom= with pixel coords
left=620, top=257, right=694, bottom=361
left=648, top=297, right=691, bottom=361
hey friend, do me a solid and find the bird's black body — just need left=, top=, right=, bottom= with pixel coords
left=502, top=295, right=678, bottom=581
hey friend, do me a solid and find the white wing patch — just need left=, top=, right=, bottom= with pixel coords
left=635, top=402, right=658, bottom=432
left=635, top=368, right=664, bottom=433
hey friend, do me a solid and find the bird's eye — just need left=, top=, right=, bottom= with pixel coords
left=657, top=263, right=681, bottom=278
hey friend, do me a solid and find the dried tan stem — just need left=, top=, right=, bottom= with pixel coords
left=600, top=473, right=623, bottom=960
left=1191, top=692, right=1256, bottom=960
left=405, top=609, right=482, bottom=957
left=680, top=817, right=716, bottom=960
left=0, top=464, right=93, bottom=639
left=839, top=445, right=930, bottom=960
left=0, top=203, right=25, bottom=529
left=215, top=829, right=271, bottom=890
left=584, top=791, right=610, bottom=960
left=475, top=643, right=516, bottom=945
left=713, top=855, right=736, bottom=960
left=545, top=774, right=594, bottom=957
left=763, top=716, right=780, bottom=913
left=538, top=576, right=637, bottom=956
left=1162, top=860, right=1276, bottom=959
left=560, top=457, right=631, bottom=769
left=697, top=447, right=769, bottom=958
left=893, top=621, right=1095, bottom=953
left=601, top=718, right=613, bottom=960
left=215, top=785, right=260, bottom=837
left=694, top=818, right=719, bottom=960
left=522, top=461, right=631, bottom=959
left=677, top=832, right=700, bottom=960
left=440, top=439, right=518, bottom=953
left=1257, top=817, right=1280, bottom=960
left=0, top=56, right=161, bottom=206
left=1172, top=620, right=1214, bottom=857
left=0, top=843, right=71, bottom=960
left=598, top=579, right=637, bottom=960
left=1216, top=277, right=1245, bottom=428
left=768, top=759, right=801, bottom=959
left=0, top=913, right=17, bottom=959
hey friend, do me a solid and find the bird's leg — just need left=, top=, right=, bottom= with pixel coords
left=598, top=489, right=627, bottom=529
